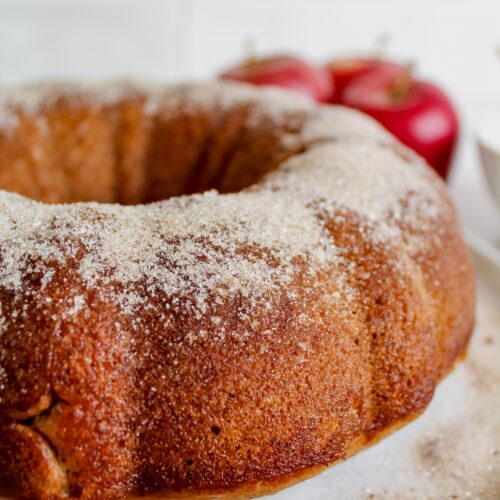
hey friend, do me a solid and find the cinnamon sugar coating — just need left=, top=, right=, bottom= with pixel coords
left=0, top=82, right=475, bottom=499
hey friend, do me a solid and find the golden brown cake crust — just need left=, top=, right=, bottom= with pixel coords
left=0, top=82, right=475, bottom=499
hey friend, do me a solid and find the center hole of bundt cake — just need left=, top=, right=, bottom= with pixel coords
left=137, top=104, right=299, bottom=204
left=0, top=97, right=306, bottom=204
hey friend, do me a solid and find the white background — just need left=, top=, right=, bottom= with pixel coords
left=0, top=0, right=499, bottom=243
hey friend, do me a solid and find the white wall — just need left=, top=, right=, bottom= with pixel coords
left=0, top=0, right=499, bottom=238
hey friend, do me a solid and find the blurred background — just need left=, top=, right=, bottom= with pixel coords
left=0, top=0, right=499, bottom=245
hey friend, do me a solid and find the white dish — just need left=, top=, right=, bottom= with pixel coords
left=264, top=237, right=500, bottom=500
left=477, top=114, right=500, bottom=211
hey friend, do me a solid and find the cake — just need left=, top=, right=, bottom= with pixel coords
left=0, top=82, right=475, bottom=499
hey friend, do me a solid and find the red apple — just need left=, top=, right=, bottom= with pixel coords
left=342, top=66, right=459, bottom=179
left=219, top=55, right=334, bottom=103
left=326, top=57, right=401, bottom=103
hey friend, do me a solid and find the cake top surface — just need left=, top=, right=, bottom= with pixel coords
left=0, top=82, right=449, bottom=336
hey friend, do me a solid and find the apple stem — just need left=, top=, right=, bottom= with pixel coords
left=243, top=36, right=258, bottom=66
left=373, top=33, right=391, bottom=58
left=389, top=61, right=416, bottom=101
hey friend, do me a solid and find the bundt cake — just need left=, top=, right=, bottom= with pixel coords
left=0, top=81, right=475, bottom=499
